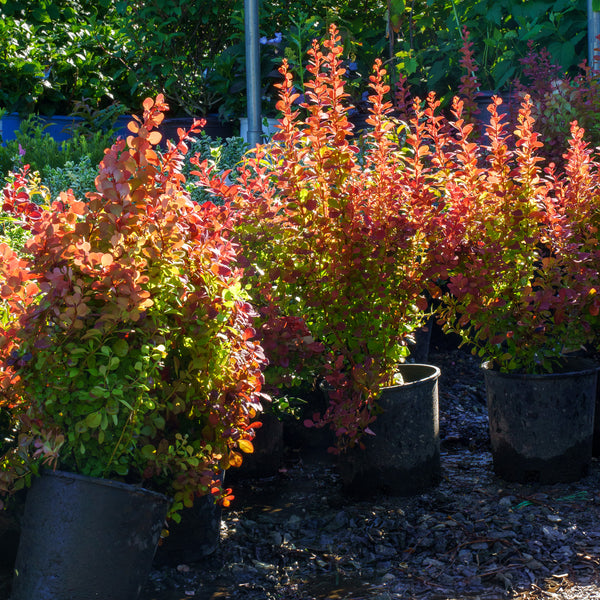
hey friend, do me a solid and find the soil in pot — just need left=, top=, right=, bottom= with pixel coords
left=483, top=358, right=599, bottom=484
left=337, top=363, right=442, bottom=497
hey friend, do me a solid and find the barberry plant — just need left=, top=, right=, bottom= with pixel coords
left=515, top=40, right=600, bottom=166
left=436, top=96, right=599, bottom=372
left=457, top=27, right=480, bottom=124
left=0, top=95, right=267, bottom=520
left=193, top=25, right=445, bottom=450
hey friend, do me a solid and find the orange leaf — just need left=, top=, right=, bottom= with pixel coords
left=148, top=131, right=162, bottom=145
left=101, top=254, right=114, bottom=267
left=229, top=451, right=243, bottom=467
left=238, top=439, right=254, bottom=454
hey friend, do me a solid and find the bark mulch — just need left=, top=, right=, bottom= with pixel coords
left=141, top=348, right=600, bottom=600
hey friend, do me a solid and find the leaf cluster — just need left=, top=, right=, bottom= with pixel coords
left=513, top=41, right=600, bottom=167
left=391, top=0, right=587, bottom=105
left=0, top=96, right=267, bottom=520
left=182, top=133, right=248, bottom=206
left=111, top=0, right=238, bottom=117
left=193, top=26, right=444, bottom=449
left=430, top=96, right=600, bottom=373
left=0, top=1, right=125, bottom=114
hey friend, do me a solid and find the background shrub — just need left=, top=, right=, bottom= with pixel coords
left=0, top=116, right=115, bottom=179
left=0, top=0, right=125, bottom=115
left=43, top=155, right=98, bottom=200
left=0, top=0, right=591, bottom=120
left=184, top=132, right=248, bottom=205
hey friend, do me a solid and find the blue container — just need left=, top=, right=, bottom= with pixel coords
left=0, top=113, right=22, bottom=144
left=35, top=115, right=84, bottom=143
left=112, top=115, right=132, bottom=140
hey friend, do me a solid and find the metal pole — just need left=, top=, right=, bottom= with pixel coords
left=244, top=0, right=262, bottom=147
left=588, top=0, right=600, bottom=72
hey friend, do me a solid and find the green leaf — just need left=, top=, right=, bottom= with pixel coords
left=85, top=411, right=102, bottom=429
left=113, top=463, right=128, bottom=475
left=141, top=444, right=156, bottom=459
left=90, top=385, right=108, bottom=398
left=74, top=421, right=88, bottom=434
left=118, top=398, right=134, bottom=411
left=112, top=339, right=129, bottom=357
left=594, top=0, right=600, bottom=11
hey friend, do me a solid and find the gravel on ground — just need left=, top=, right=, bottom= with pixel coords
left=140, top=348, right=600, bottom=600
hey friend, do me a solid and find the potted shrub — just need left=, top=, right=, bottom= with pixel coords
left=436, top=95, right=599, bottom=483
left=0, top=95, right=267, bottom=599
left=543, top=120, right=600, bottom=455
left=193, top=26, right=445, bottom=496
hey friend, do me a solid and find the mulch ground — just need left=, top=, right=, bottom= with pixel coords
left=140, top=347, right=600, bottom=600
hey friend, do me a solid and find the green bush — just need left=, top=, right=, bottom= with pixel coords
left=0, top=116, right=114, bottom=177
left=43, top=155, right=97, bottom=200
left=112, top=0, right=238, bottom=116
left=0, top=1, right=588, bottom=120
left=0, top=222, right=30, bottom=255
left=393, top=0, right=587, bottom=103
left=184, top=132, right=248, bottom=205
left=0, top=1, right=126, bottom=114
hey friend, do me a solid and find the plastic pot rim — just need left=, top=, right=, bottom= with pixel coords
left=481, top=357, right=600, bottom=381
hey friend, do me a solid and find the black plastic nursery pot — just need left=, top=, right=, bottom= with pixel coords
left=11, top=470, right=170, bottom=600
left=407, top=317, right=434, bottom=364
left=483, top=358, right=599, bottom=484
left=0, top=498, right=21, bottom=570
left=154, top=474, right=224, bottom=566
left=282, top=384, right=335, bottom=453
left=229, top=413, right=285, bottom=480
left=593, top=379, right=600, bottom=457
left=337, top=363, right=442, bottom=497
